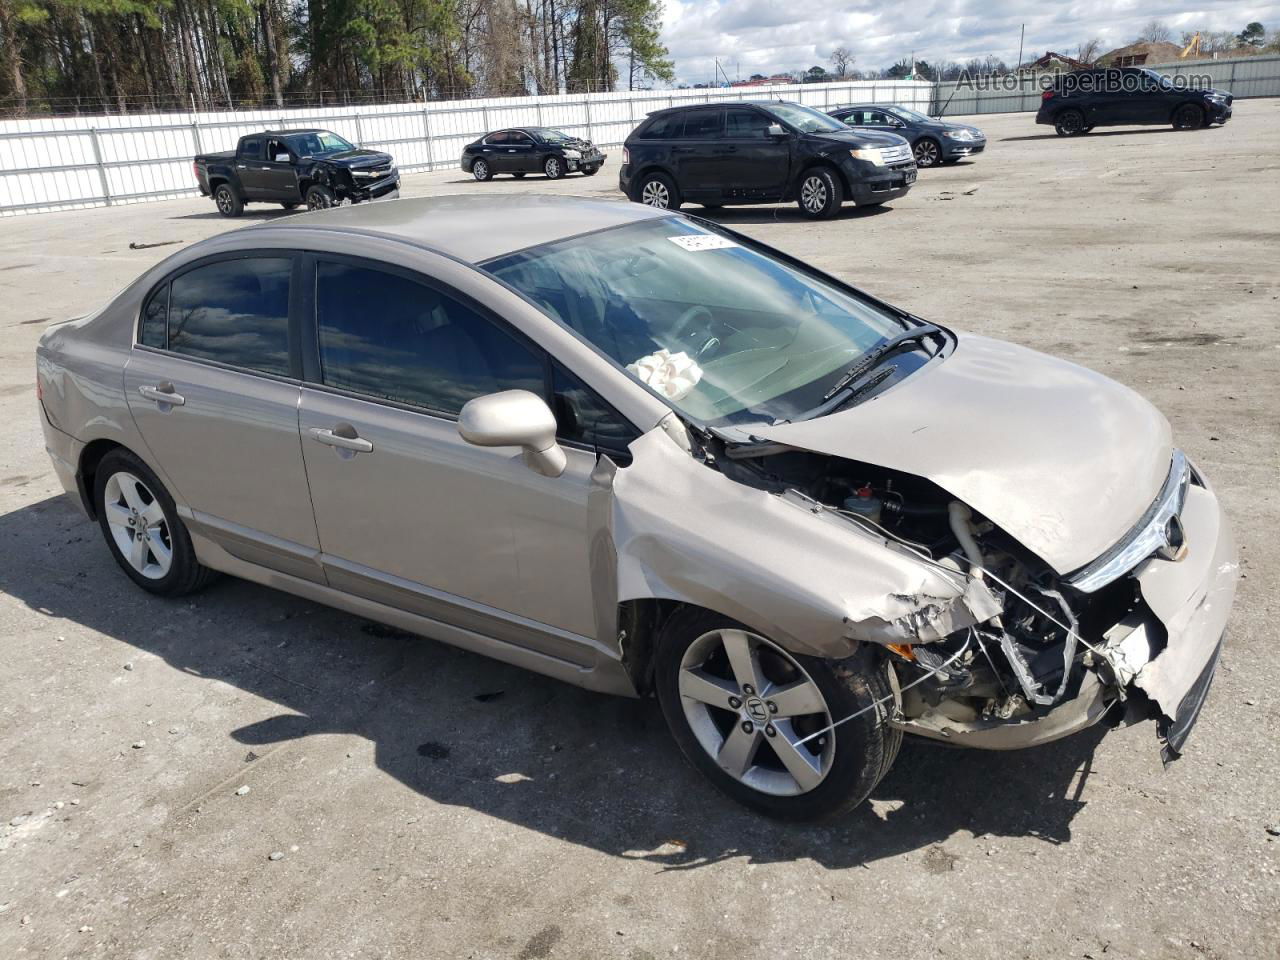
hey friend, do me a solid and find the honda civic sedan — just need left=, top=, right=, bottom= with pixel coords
left=36, top=196, right=1236, bottom=820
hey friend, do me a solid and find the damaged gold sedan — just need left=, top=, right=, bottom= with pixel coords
left=36, top=196, right=1236, bottom=820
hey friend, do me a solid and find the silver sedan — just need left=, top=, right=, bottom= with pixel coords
left=36, top=196, right=1236, bottom=820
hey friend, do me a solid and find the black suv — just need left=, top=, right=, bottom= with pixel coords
left=619, top=101, right=916, bottom=219
left=828, top=104, right=985, bottom=168
left=1036, top=67, right=1232, bottom=136
left=461, top=127, right=605, bottom=181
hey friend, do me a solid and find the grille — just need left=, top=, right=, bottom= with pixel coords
left=880, top=143, right=912, bottom=165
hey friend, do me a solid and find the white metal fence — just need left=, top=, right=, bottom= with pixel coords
left=932, top=53, right=1280, bottom=116
left=0, top=79, right=933, bottom=217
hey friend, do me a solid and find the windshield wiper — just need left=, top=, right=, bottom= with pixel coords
left=820, top=323, right=942, bottom=402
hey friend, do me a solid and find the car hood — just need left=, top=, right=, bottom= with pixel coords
left=547, top=137, right=596, bottom=151
left=321, top=149, right=394, bottom=168
left=748, top=333, right=1173, bottom=574
left=813, top=128, right=910, bottom=148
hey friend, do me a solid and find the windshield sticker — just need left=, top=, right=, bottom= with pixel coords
left=667, top=235, right=739, bottom=252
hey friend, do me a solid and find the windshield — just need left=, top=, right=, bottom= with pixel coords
left=1140, top=68, right=1173, bottom=89
left=484, top=218, right=907, bottom=426
left=888, top=106, right=932, bottom=123
left=286, top=131, right=355, bottom=156
left=765, top=102, right=850, bottom=134
left=534, top=128, right=578, bottom=143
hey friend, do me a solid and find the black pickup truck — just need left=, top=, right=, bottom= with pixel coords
left=194, top=128, right=399, bottom=217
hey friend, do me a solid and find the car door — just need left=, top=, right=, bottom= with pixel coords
left=479, top=130, right=508, bottom=170
left=124, top=253, right=322, bottom=581
left=505, top=130, right=538, bottom=172
left=261, top=137, right=301, bottom=202
left=671, top=107, right=724, bottom=201
left=234, top=137, right=272, bottom=199
left=296, top=255, right=629, bottom=660
left=721, top=106, right=792, bottom=199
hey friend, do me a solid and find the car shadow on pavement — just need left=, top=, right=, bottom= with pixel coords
left=3, top=493, right=1105, bottom=872
left=169, top=209, right=302, bottom=221
left=1000, top=129, right=1191, bottom=143
left=693, top=204, right=896, bottom=226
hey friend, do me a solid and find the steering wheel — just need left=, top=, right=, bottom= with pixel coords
left=669, top=305, right=716, bottom=351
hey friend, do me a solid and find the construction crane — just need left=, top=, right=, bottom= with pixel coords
left=1180, top=32, right=1202, bottom=58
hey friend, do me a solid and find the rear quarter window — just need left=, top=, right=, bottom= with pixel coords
left=139, top=283, right=168, bottom=348
left=637, top=113, right=682, bottom=139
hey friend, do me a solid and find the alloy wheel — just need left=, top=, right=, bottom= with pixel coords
left=800, top=175, right=828, bottom=215
left=678, top=628, right=835, bottom=796
left=546, top=157, right=560, bottom=178
left=215, top=188, right=233, bottom=214
left=473, top=160, right=489, bottom=180
left=914, top=140, right=939, bottom=167
left=103, top=471, right=173, bottom=580
left=641, top=179, right=670, bottom=207
left=307, top=190, right=331, bottom=211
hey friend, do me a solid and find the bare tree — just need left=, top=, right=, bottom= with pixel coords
left=1075, top=37, right=1101, bottom=64
left=1136, top=20, right=1173, bottom=44
left=829, top=45, right=852, bottom=77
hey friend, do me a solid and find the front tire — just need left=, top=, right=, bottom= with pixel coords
left=1055, top=109, right=1085, bottom=137
left=305, top=184, right=336, bottom=210
left=796, top=166, right=842, bottom=219
left=544, top=156, right=564, bottom=180
left=213, top=184, right=243, bottom=217
left=636, top=172, right=680, bottom=210
left=654, top=609, right=900, bottom=821
left=1173, top=103, right=1205, bottom=130
left=94, top=449, right=216, bottom=597
left=913, top=138, right=941, bottom=167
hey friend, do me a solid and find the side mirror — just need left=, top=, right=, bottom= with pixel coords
left=889, top=119, right=906, bottom=128
left=274, top=153, right=290, bottom=162
left=766, top=122, right=787, bottom=138
left=458, top=390, right=566, bottom=478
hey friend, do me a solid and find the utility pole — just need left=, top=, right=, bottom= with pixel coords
left=1017, top=23, right=1025, bottom=70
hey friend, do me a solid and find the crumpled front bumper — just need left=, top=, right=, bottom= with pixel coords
left=895, top=480, right=1237, bottom=756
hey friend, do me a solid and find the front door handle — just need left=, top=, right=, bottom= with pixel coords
left=138, top=383, right=185, bottom=406
left=309, top=425, right=373, bottom=454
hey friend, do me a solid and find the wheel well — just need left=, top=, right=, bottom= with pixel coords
left=793, top=160, right=849, bottom=200
left=1173, top=101, right=1205, bottom=123
left=617, top=598, right=685, bottom=695
left=628, top=164, right=674, bottom=197
left=77, top=439, right=125, bottom=519
left=208, top=177, right=229, bottom=193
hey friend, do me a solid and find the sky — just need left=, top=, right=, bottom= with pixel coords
left=659, top=1, right=1280, bottom=84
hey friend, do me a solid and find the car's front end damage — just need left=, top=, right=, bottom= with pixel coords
left=601, top=333, right=1237, bottom=765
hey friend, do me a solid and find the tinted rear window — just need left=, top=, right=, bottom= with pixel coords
left=637, top=112, right=683, bottom=139
left=168, top=258, right=291, bottom=376
left=677, top=109, right=722, bottom=139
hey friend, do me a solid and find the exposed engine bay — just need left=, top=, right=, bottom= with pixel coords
left=696, top=432, right=1168, bottom=751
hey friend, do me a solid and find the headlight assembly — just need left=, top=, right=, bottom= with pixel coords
left=562, top=149, right=582, bottom=159
left=849, top=147, right=885, bottom=166
left=944, top=129, right=974, bottom=141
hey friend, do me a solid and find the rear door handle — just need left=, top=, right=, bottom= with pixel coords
left=138, top=384, right=185, bottom=406
left=309, top=426, right=373, bottom=454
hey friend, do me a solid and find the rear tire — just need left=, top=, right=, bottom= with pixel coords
left=636, top=172, right=680, bottom=210
left=94, top=449, right=217, bottom=597
left=512, top=171, right=526, bottom=179
left=796, top=166, right=842, bottom=219
left=213, top=183, right=243, bottom=217
left=581, top=164, right=600, bottom=176
left=1054, top=109, right=1085, bottom=137
left=654, top=608, right=901, bottom=821
left=280, top=202, right=299, bottom=210
left=1173, top=103, right=1205, bottom=130
left=471, top=159, right=493, bottom=181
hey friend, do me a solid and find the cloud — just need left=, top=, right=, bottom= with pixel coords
left=660, top=0, right=1280, bottom=84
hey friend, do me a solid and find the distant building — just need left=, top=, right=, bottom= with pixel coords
left=1018, top=51, right=1093, bottom=74
left=1097, top=42, right=1184, bottom=68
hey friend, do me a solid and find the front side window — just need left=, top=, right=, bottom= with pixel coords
left=316, top=261, right=543, bottom=416
left=168, top=258, right=291, bottom=376
left=552, top=362, right=638, bottom=453
left=485, top=218, right=904, bottom=426
left=724, top=108, right=770, bottom=139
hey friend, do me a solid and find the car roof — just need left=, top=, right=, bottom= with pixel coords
left=262, top=128, right=332, bottom=136
left=648, top=99, right=795, bottom=116
left=252, top=195, right=673, bottom=264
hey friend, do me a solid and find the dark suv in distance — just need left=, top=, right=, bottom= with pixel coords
left=828, top=104, right=985, bottom=168
left=461, top=127, right=606, bottom=181
left=1036, top=67, right=1232, bottom=136
left=619, top=101, right=916, bottom=219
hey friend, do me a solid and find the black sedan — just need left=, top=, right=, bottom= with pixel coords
left=461, top=127, right=606, bottom=181
left=829, top=104, right=985, bottom=168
